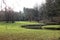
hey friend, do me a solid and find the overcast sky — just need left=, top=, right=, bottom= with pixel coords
left=0, top=0, right=46, bottom=12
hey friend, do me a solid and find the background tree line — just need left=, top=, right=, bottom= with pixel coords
left=0, top=0, right=60, bottom=23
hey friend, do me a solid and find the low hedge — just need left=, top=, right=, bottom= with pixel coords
left=21, top=24, right=46, bottom=29
left=44, top=27, right=60, bottom=30
left=43, top=25, right=60, bottom=30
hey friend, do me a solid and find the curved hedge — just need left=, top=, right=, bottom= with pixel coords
left=43, top=25, right=60, bottom=30
left=21, top=24, right=46, bottom=29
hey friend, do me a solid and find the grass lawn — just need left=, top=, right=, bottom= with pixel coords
left=0, top=21, right=60, bottom=40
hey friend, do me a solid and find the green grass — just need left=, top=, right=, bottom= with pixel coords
left=43, top=25, right=60, bottom=28
left=0, top=21, right=60, bottom=40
